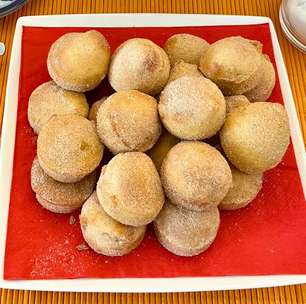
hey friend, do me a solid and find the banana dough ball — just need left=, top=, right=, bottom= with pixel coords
left=108, top=38, right=170, bottom=96
left=158, top=76, right=226, bottom=140
left=147, top=129, right=180, bottom=171
left=97, top=152, right=164, bottom=226
left=161, top=141, right=232, bottom=211
left=97, top=90, right=161, bottom=154
left=37, top=114, right=103, bottom=183
left=47, top=30, right=110, bottom=92
left=199, top=36, right=262, bottom=95
left=31, top=157, right=97, bottom=213
left=244, top=54, right=276, bottom=102
left=154, top=200, right=220, bottom=256
left=88, top=97, right=107, bottom=123
left=168, top=60, right=203, bottom=83
left=220, top=102, right=290, bottom=174
left=80, top=192, right=146, bottom=256
left=219, top=167, right=263, bottom=210
left=225, top=95, right=250, bottom=114
left=164, top=33, right=209, bottom=66
left=28, top=81, right=89, bottom=134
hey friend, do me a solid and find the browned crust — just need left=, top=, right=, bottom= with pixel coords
left=160, top=141, right=232, bottom=211
left=80, top=192, right=146, bottom=256
left=36, top=194, right=81, bottom=214
left=164, top=33, right=209, bottom=66
left=37, top=114, right=103, bottom=183
left=220, top=102, right=290, bottom=174
left=108, top=38, right=170, bottom=95
left=96, top=90, right=161, bottom=154
left=96, top=152, right=165, bottom=226
left=47, top=30, right=110, bottom=92
left=153, top=202, right=220, bottom=256
left=31, top=157, right=97, bottom=206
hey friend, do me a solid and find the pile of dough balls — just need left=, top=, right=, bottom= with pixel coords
left=28, top=30, right=290, bottom=257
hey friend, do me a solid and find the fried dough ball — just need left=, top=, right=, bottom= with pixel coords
left=158, top=76, right=226, bottom=140
left=244, top=54, right=276, bottom=102
left=31, top=157, right=96, bottom=213
left=47, top=30, right=110, bottom=92
left=225, top=95, right=250, bottom=114
left=88, top=97, right=107, bottom=123
left=97, top=152, right=164, bottom=226
left=199, top=36, right=262, bottom=95
left=37, top=114, right=103, bottom=183
left=97, top=90, right=161, bottom=154
left=220, top=102, right=290, bottom=174
left=80, top=192, right=146, bottom=256
left=168, top=60, right=203, bottom=83
left=219, top=166, right=263, bottom=210
left=164, top=33, right=209, bottom=66
left=147, top=129, right=180, bottom=171
left=160, top=141, right=232, bottom=211
left=28, top=81, right=88, bottom=134
left=154, top=200, right=220, bottom=256
left=109, top=38, right=170, bottom=95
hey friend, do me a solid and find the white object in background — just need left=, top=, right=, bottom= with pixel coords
left=0, top=42, right=5, bottom=55
left=0, top=14, right=306, bottom=293
left=0, top=1, right=13, bottom=9
left=280, top=0, right=306, bottom=53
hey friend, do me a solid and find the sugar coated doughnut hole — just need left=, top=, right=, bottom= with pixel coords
left=97, top=152, right=164, bottom=227
left=28, top=81, right=88, bottom=134
left=220, top=102, right=290, bottom=174
left=160, top=141, right=232, bottom=211
left=37, top=114, right=103, bottom=183
left=108, top=38, right=170, bottom=96
left=164, top=33, right=209, bottom=66
left=80, top=192, right=146, bottom=256
left=47, top=30, right=110, bottom=92
left=97, top=90, right=161, bottom=154
left=158, top=76, right=226, bottom=140
left=200, top=36, right=263, bottom=95
left=154, top=200, right=220, bottom=256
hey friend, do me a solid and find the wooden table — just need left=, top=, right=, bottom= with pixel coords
left=0, top=0, right=305, bottom=303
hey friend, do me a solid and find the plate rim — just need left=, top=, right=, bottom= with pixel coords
left=1, top=13, right=306, bottom=292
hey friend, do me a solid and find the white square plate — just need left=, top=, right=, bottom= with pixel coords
left=0, top=13, right=306, bottom=293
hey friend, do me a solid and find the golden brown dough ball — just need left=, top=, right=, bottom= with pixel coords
left=31, top=157, right=97, bottom=213
left=37, top=114, right=103, bottom=183
left=161, top=141, right=232, bottom=211
left=80, top=192, right=146, bottom=256
left=47, top=30, right=110, bottom=92
left=244, top=54, right=276, bottom=102
left=108, top=38, right=170, bottom=96
left=220, top=102, right=290, bottom=174
left=154, top=200, right=220, bottom=256
left=97, top=152, right=164, bottom=227
left=164, top=33, right=209, bottom=66
left=158, top=76, right=226, bottom=140
left=88, top=97, right=107, bottom=123
left=168, top=60, right=203, bottom=83
left=199, top=36, right=262, bottom=95
left=225, top=95, right=250, bottom=115
left=97, top=90, right=161, bottom=154
left=28, top=81, right=89, bottom=134
left=219, top=166, right=263, bottom=210
left=147, top=129, right=180, bottom=171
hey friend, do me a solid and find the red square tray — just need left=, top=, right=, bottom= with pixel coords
left=4, top=24, right=306, bottom=280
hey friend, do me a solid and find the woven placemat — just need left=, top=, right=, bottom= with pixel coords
left=0, top=0, right=305, bottom=303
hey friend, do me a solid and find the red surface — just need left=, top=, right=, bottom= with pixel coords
left=4, top=24, right=306, bottom=280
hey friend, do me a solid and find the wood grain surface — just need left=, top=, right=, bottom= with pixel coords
left=0, top=0, right=305, bottom=303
